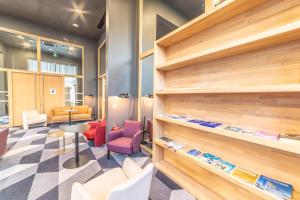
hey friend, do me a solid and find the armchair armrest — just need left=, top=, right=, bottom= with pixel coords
left=88, top=122, right=102, bottom=129
left=48, top=109, right=54, bottom=122
left=71, top=183, right=93, bottom=200
left=132, top=130, right=142, bottom=152
left=122, top=157, right=142, bottom=178
left=108, top=129, right=123, bottom=142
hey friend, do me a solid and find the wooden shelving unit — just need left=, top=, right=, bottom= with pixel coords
left=155, top=84, right=300, bottom=95
left=156, top=21, right=300, bottom=71
left=153, top=1, right=300, bottom=199
left=155, top=115, right=300, bottom=155
left=155, top=139, right=279, bottom=200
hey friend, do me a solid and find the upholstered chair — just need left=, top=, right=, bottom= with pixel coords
left=22, top=110, right=47, bottom=130
left=71, top=157, right=153, bottom=200
left=84, top=117, right=106, bottom=147
left=107, top=120, right=142, bottom=159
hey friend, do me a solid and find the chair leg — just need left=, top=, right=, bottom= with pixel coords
left=107, top=150, right=110, bottom=160
left=139, top=146, right=141, bottom=152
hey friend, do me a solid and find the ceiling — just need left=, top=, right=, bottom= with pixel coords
left=162, top=0, right=204, bottom=20
left=0, top=0, right=106, bottom=39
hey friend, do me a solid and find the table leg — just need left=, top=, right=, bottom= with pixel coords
left=69, top=112, right=71, bottom=125
left=75, top=132, right=79, bottom=164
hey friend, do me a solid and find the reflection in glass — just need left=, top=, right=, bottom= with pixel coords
left=0, top=71, right=9, bottom=125
left=64, top=77, right=83, bottom=106
left=141, top=55, right=154, bottom=122
left=0, top=31, right=37, bottom=71
left=40, top=40, right=82, bottom=75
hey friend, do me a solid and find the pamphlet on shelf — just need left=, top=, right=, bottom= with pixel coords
left=187, top=119, right=206, bottom=124
left=215, top=160, right=236, bottom=173
left=224, top=126, right=243, bottom=133
left=200, top=121, right=222, bottom=128
left=160, top=136, right=173, bottom=142
left=187, top=149, right=202, bottom=156
left=172, top=142, right=186, bottom=150
left=255, top=175, right=292, bottom=200
left=255, top=131, right=279, bottom=140
left=201, top=153, right=221, bottom=165
left=232, top=168, right=259, bottom=184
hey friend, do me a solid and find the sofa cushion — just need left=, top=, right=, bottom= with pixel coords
left=72, top=114, right=91, bottom=121
left=72, top=106, right=88, bottom=114
left=108, top=137, right=133, bottom=154
left=53, top=106, right=71, bottom=116
left=52, top=115, right=69, bottom=122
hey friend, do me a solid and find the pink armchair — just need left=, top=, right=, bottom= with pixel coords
left=107, top=120, right=142, bottom=159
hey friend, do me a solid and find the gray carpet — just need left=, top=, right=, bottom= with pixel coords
left=0, top=126, right=195, bottom=200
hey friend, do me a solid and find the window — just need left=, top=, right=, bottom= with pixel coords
left=27, top=59, right=77, bottom=76
left=0, top=71, right=9, bottom=126
left=64, top=77, right=83, bottom=106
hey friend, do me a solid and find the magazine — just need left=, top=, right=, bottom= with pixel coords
left=232, top=168, right=259, bottom=184
left=255, top=175, right=292, bottom=200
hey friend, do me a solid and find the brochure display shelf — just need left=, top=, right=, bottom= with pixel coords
left=153, top=1, right=300, bottom=200
left=155, top=139, right=279, bottom=200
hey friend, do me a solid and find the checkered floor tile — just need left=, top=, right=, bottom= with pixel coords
left=0, top=126, right=195, bottom=200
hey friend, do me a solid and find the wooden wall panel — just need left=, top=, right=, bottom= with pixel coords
left=12, top=72, right=36, bottom=126
left=43, top=75, right=64, bottom=115
left=164, top=0, right=300, bottom=62
left=164, top=40, right=300, bottom=89
left=164, top=93, right=300, bottom=135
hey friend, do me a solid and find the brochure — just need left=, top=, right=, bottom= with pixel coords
left=215, top=160, right=236, bottom=173
left=160, top=136, right=173, bottom=142
left=255, top=175, right=292, bottom=200
left=187, top=119, right=206, bottom=124
left=200, top=121, right=222, bottom=128
left=255, top=131, right=279, bottom=140
left=232, top=168, right=259, bottom=184
left=224, top=126, right=242, bottom=133
left=201, top=153, right=221, bottom=165
left=187, top=149, right=201, bottom=156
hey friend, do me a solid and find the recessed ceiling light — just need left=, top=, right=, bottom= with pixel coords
left=69, top=46, right=74, bottom=50
left=23, top=43, right=30, bottom=48
left=49, top=48, right=53, bottom=51
left=73, top=23, right=79, bottom=28
left=17, top=35, right=25, bottom=39
left=29, top=39, right=34, bottom=43
left=74, top=9, right=83, bottom=15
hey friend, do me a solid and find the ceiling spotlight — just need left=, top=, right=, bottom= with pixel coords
left=72, top=23, right=79, bottom=28
left=69, top=46, right=74, bottom=50
left=17, top=35, right=25, bottom=39
left=23, top=43, right=30, bottom=48
left=74, top=9, right=83, bottom=15
left=49, top=48, right=53, bottom=51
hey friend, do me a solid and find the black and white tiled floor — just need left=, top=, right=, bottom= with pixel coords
left=0, top=126, right=195, bottom=200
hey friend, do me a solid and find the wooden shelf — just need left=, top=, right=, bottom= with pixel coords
left=155, top=140, right=279, bottom=200
left=155, top=160, right=224, bottom=200
left=155, top=115, right=300, bottom=155
left=156, top=0, right=267, bottom=47
left=155, top=84, right=300, bottom=95
left=156, top=21, right=300, bottom=71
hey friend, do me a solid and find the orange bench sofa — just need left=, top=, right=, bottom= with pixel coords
left=48, top=106, right=92, bottom=124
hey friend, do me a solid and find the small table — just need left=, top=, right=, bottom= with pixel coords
left=65, top=109, right=76, bottom=125
left=60, top=124, right=89, bottom=169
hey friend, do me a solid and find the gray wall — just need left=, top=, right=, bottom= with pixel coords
left=106, top=0, right=138, bottom=131
left=0, top=13, right=98, bottom=116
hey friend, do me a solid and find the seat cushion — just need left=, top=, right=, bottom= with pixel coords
left=53, top=106, right=71, bottom=116
left=83, top=167, right=128, bottom=200
left=72, top=114, right=91, bottom=121
left=72, top=106, right=89, bottom=114
left=84, top=128, right=95, bottom=140
left=107, top=137, right=133, bottom=154
left=52, top=115, right=69, bottom=123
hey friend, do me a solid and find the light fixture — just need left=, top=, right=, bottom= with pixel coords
left=69, top=46, right=74, bottom=50
left=49, top=48, right=53, bottom=51
left=118, top=93, right=129, bottom=98
left=72, top=23, right=79, bottom=28
left=23, top=43, right=30, bottom=48
left=17, top=35, right=25, bottom=39
left=74, top=9, right=83, bottom=15
left=29, top=39, right=34, bottom=43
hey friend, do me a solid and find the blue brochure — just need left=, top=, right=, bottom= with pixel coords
left=200, top=121, right=222, bottom=128
left=187, top=119, right=206, bottom=124
left=187, top=149, right=201, bottom=156
left=215, top=160, right=236, bottom=173
left=255, top=175, right=292, bottom=200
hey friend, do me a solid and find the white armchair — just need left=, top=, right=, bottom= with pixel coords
left=22, top=110, right=47, bottom=130
left=71, top=157, right=154, bottom=200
